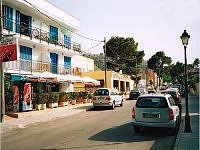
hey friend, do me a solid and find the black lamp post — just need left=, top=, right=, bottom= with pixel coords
left=180, top=30, right=192, bottom=133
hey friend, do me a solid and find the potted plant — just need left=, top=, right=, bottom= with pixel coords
left=70, top=92, right=78, bottom=105
left=81, top=92, right=88, bottom=103
left=48, top=92, right=59, bottom=108
left=35, top=92, right=46, bottom=110
left=58, top=92, right=68, bottom=107
left=87, top=92, right=93, bottom=103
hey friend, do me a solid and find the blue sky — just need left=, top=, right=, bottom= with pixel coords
left=49, top=0, right=200, bottom=64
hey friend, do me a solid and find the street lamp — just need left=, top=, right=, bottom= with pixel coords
left=180, top=30, right=192, bottom=133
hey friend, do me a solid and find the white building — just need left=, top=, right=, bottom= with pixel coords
left=2, top=0, right=94, bottom=77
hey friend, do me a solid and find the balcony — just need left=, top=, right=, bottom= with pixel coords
left=4, top=59, right=84, bottom=76
left=3, top=17, right=81, bottom=52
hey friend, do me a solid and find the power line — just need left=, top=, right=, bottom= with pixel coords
left=23, top=0, right=103, bottom=43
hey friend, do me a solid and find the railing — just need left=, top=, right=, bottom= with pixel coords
left=4, top=60, right=84, bottom=76
left=3, top=17, right=82, bottom=52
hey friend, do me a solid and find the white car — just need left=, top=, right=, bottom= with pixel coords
left=92, top=88, right=123, bottom=109
left=131, top=94, right=181, bottom=135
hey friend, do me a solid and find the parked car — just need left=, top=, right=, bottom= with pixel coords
left=138, top=87, right=147, bottom=95
left=131, top=94, right=181, bottom=135
left=161, top=88, right=182, bottom=111
left=147, top=89, right=156, bottom=94
left=92, top=88, right=123, bottom=109
left=129, top=89, right=141, bottom=100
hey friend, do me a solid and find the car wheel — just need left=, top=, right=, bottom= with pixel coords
left=120, top=100, right=123, bottom=106
left=110, top=103, right=115, bottom=110
left=133, top=125, right=140, bottom=133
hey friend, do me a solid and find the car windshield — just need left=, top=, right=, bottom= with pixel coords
left=136, top=97, right=168, bottom=108
left=94, top=89, right=109, bottom=96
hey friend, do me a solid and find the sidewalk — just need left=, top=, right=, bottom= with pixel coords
left=173, top=95, right=199, bottom=150
left=0, top=103, right=93, bottom=134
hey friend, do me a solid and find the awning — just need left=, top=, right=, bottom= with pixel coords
left=82, top=76, right=100, bottom=86
left=11, top=74, right=26, bottom=81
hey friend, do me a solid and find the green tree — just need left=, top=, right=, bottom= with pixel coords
left=147, top=51, right=172, bottom=74
left=170, top=62, right=184, bottom=84
left=105, top=36, right=145, bottom=77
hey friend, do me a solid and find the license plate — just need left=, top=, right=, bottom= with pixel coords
left=143, top=113, right=159, bottom=118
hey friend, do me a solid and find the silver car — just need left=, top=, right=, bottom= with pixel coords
left=92, top=88, right=123, bottom=109
left=131, top=94, right=181, bottom=135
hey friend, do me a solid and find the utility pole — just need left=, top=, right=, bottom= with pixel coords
left=0, top=0, right=5, bottom=122
left=104, top=37, right=107, bottom=88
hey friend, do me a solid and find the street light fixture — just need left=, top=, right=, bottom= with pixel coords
left=180, top=30, right=192, bottom=133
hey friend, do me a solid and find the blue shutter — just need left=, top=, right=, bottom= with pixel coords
left=5, top=6, right=13, bottom=31
left=64, top=35, right=71, bottom=49
left=50, top=26, right=58, bottom=44
left=64, top=56, right=71, bottom=69
left=20, top=46, right=32, bottom=60
left=16, top=10, right=20, bottom=33
left=50, top=53, right=58, bottom=74
left=28, top=16, right=32, bottom=35
left=20, top=46, right=32, bottom=71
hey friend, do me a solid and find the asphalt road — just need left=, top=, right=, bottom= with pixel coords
left=1, top=100, right=176, bottom=150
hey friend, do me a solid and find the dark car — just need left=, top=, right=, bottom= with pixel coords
left=129, top=90, right=141, bottom=100
left=161, top=88, right=182, bottom=111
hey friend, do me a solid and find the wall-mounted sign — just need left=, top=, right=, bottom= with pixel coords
left=0, top=44, right=17, bottom=62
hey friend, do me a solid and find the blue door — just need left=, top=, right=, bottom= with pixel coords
left=49, top=26, right=58, bottom=44
left=5, top=6, right=13, bottom=31
left=20, top=46, right=32, bottom=71
left=50, top=53, right=58, bottom=74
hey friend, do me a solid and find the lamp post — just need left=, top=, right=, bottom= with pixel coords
left=180, top=30, right=192, bottom=133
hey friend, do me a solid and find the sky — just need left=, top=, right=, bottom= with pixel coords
left=48, top=0, right=200, bottom=64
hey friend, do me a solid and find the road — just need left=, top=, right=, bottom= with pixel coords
left=1, top=100, right=176, bottom=150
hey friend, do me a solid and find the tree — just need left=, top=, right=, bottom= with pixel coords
left=147, top=51, right=172, bottom=74
left=105, top=36, right=145, bottom=77
left=170, top=62, right=184, bottom=84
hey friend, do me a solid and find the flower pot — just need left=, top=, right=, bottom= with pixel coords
left=71, top=100, right=76, bottom=105
left=48, top=102, right=58, bottom=108
left=35, top=103, right=46, bottom=110
left=59, top=101, right=69, bottom=107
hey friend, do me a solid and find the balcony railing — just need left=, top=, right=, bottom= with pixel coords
left=3, top=17, right=81, bottom=52
left=4, top=59, right=84, bottom=76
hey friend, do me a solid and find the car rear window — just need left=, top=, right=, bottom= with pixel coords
left=136, top=97, right=168, bottom=108
left=94, top=89, right=109, bottom=96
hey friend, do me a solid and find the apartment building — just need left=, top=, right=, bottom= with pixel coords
left=1, top=0, right=94, bottom=111
left=2, top=0, right=94, bottom=76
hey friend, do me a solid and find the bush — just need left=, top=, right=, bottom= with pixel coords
left=36, top=93, right=45, bottom=104
left=49, top=92, right=59, bottom=103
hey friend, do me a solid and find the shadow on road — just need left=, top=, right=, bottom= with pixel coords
left=89, top=122, right=175, bottom=144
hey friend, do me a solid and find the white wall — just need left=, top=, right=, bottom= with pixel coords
left=71, top=55, right=94, bottom=72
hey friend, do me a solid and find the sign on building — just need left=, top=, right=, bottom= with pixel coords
left=0, top=36, right=17, bottom=62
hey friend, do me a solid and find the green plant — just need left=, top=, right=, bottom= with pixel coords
left=36, top=93, right=45, bottom=104
left=59, top=92, right=66, bottom=102
left=49, top=92, right=59, bottom=103
left=70, top=92, right=78, bottom=100
left=87, top=92, right=93, bottom=99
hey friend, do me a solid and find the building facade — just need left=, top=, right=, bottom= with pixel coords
left=82, top=71, right=134, bottom=94
left=1, top=0, right=94, bottom=112
left=2, top=0, right=94, bottom=76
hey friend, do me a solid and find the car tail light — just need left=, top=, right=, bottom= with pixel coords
left=132, top=107, right=135, bottom=118
left=92, top=97, right=97, bottom=101
left=105, top=96, right=111, bottom=101
left=169, top=108, right=174, bottom=120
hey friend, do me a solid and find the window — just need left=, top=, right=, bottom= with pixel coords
left=3, top=5, right=13, bottom=31
left=64, top=35, right=71, bottom=49
left=50, top=53, right=58, bottom=74
left=136, top=97, right=168, bottom=108
left=49, top=26, right=58, bottom=44
left=20, top=46, right=32, bottom=71
left=20, top=13, right=32, bottom=36
left=64, top=56, right=71, bottom=69
left=94, top=89, right=109, bottom=96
